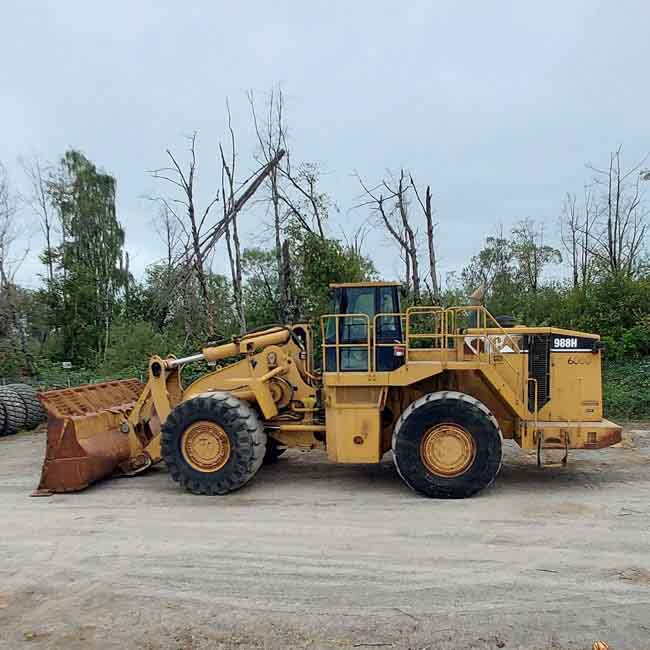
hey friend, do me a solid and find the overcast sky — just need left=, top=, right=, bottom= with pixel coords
left=2, top=0, right=649, bottom=290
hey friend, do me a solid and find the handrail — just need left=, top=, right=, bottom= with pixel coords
left=451, top=307, right=522, bottom=353
left=372, top=312, right=406, bottom=348
left=320, top=313, right=371, bottom=373
left=445, top=306, right=523, bottom=401
left=405, top=306, right=444, bottom=364
left=320, top=306, right=525, bottom=403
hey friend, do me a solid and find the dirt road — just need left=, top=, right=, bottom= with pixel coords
left=1, top=428, right=649, bottom=650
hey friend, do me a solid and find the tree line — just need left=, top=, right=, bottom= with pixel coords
left=0, top=89, right=649, bottom=385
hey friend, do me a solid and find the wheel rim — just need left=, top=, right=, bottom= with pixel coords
left=181, top=421, right=231, bottom=472
left=420, top=423, right=476, bottom=477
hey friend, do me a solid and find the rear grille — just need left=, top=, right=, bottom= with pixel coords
left=527, top=335, right=550, bottom=412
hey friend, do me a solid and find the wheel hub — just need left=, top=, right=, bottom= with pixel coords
left=181, top=421, right=231, bottom=472
left=420, top=423, right=476, bottom=477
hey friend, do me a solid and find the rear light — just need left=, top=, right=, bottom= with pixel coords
left=394, top=344, right=405, bottom=357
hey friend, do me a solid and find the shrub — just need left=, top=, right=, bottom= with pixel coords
left=603, top=358, right=650, bottom=419
left=99, top=320, right=183, bottom=376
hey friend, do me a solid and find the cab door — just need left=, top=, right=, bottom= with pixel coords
left=324, top=285, right=403, bottom=372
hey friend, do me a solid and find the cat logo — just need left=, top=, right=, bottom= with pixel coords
left=568, top=357, right=592, bottom=365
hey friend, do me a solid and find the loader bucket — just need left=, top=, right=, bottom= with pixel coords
left=33, top=379, right=145, bottom=495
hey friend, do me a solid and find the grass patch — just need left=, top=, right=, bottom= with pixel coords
left=603, top=358, right=650, bottom=420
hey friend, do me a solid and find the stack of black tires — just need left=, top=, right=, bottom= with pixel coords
left=0, top=384, right=46, bottom=437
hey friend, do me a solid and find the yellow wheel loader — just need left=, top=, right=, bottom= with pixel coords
left=35, top=282, right=622, bottom=499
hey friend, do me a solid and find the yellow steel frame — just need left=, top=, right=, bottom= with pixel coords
left=321, top=305, right=522, bottom=373
left=319, top=304, right=619, bottom=455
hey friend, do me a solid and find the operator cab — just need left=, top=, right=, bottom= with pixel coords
left=324, top=282, right=404, bottom=372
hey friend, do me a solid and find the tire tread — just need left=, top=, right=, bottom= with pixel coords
left=0, top=386, right=27, bottom=436
left=392, top=391, right=503, bottom=499
left=7, top=384, right=46, bottom=430
left=161, top=391, right=266, bottom=495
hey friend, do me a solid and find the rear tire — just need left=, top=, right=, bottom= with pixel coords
left=392, top=391, right=503, bottom=498
left=161, top=392, right=267, bottom=495
left=0, top=386, right=27, bottom=436
left=7, top=384, right=46, bottom=430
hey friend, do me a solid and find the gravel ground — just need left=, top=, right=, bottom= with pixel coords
left=1, top=426, right=649, bottom=650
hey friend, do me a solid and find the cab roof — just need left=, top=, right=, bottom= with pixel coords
left=328, top=281, right=401, bottom=288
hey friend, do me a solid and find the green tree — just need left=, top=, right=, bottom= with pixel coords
left=288, top=226, right=376, bottom=321
left=47, top=150, right=127, bottom=364
left=99, top=319, right=183, bottom=376
left=134, top=263, right=237, bottom=348
left=241, top=229, right=375, bottom=331
left=510, top=219, right=561, bottom=293
left=241, top=248, right=282, bottom=328
left=461, top=230, right=517, bottom=315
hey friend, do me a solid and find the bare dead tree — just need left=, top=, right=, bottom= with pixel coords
left=150, top=131, right=285, bottom=336
left=21, top=157, right=56, bottom=285
left=561, top=193, right=580, bottom=288
left=410, top=175, right=439, bottom=303
left=394, top=171, right=420, bottom=301
left=119, top=250, right=131, bottom=316
left=357, top=170, right=421, bottom=301
left=150, top=132, right=219, bottom=334
left=278, top=160, right=328, bottom=239
left=0, top=164, right=33, bottom=372
left=220, top=100, right=246, bottom=333
left=580, top=187, right=597, bottom=287
left=560, top=190, right=596, bottom=290
left=560, top=187, right=595, bottom=289
left=341, top=219, right=372, bottom=260
left=192, top=149, right=285, bottom=265
left=149, top=205, right=184, bottom=330
left=154, top=204, right=182, bottom=270
left=357, top=174, right=411, bottom=293
left=249, top=86, right=291, bottom=322
left=0, top=164, right=20, bottom=290
left=403, top=237, right=411, bottom=296
left=586, top=147, right=649, bottom=278
left=0, top=165, right=29, bottom=290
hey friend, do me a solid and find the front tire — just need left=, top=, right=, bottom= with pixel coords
left=392, top=391, right=503, bottom=498
left=161, top=392, right=267, bottom=495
